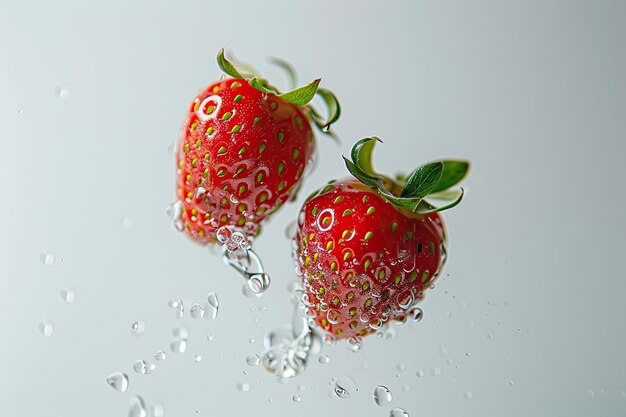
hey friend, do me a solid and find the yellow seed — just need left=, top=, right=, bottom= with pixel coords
left=332, top=297, right=340, bottom=306
left=330, top=261, right=337, bottom=271
left=334, top=196, right=344, bottom=204
left=305, top=257, right=311, bottom=266
left=258, top=143, right=266, bottom=154
left=231, top=124, right=241, bottom=133
left=364, top=258, right=372, bottom=270
left=342, top=209, right=352, bottom=217
left=206, top=126, right=214, bottom=135
left=322, top=217, right=331, bottom=226
left=230, top=81, right=242, bottom=89
left=326, top=241, right=334, bottom=251
left=221, top=112, right=232, bottom=120
left=217, top=146, right=227, bottom=155
left=277, top=131, right=284, bottom=142
left=394, top=275, right=402, bottom=285
left=343, top=251, right=352, bottom=261
left=378, top=269, right=386, bottom=280
left=347, top=292, right=354, bottom=300
left=366, top=206, right=376, bottom=215
left=350, top=321, right=357, bottom=329
left=277, top=181, right=286, bottom=191
left=364, top=231, right=373, bottom=241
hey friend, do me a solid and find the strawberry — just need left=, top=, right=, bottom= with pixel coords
left=174, top=49, right=340, bottom=247
left=293, top=137, right=469, bottom=341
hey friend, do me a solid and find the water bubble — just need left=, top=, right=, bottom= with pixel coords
left=389, top=408, right=409, bottom=417
left=326, top=309, right=342, bottom=324
left=194, top=355, right=202, bottom=363
left=246, top=354, right=260, bottom=366
left=154, top=350, right=167, bottom=361
left=323, top=334, right=336, bottom=345
left=61, top=289, right=76, bottom=303
left=190, top=303, right=205, bottom=319
left=247, top=273, right=271, bottom=294
left=292, top=394, right=301, bottom=402
left=446, top=358, right=453, bottom=365
left=39, top=321, right=54, bottom=337
left=168, top=299, right=184, bottom=319
left=373, top=385, right=393, bottom=406
left=318, top=355, right=330, bottom=364
left=249, top=338, right=255, bottom=344
left=465, top=391, right=473, bottom=400
left=105, top=372, right=128, bottom=392
left=206, top=333, right=214, bottom=341
left=40, top=252, right=55, bottom=266
left=131, top=321, right=145, bottom=336
left=55, top=84, right=70, bottom=99
left=333, top=376, right=357, bottom=399
left=431, top=367, right=442, bottom=376
left=347, top=336, right=362, bottom=352
left=205, top=292, right=219, bottom=319
left=133, top=360, right=148, bottom=375
left=465, top=352, right=471, bottom=357
left=407, top=307, right=423, bottom=323
left=416, top=370, right=424, bottom=377
left=121, top=217, right=133, bottom=228
left=128, top=395, right=147, bottom=417
left=150, top=405, right=164, bottom=417
left=169, top=339, right=187, bottom=353
left=236, top=382, right=250, bottom=392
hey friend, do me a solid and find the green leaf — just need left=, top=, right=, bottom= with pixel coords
left=350, top=137, right=381, bottom=176
left=216, top=48, right=244, bottom=79
left=401, top=162, right=444, bottom=198
left=315, top=88, right=341, bottom=129
left=248, top=77, right=274, bottom=94
left=431, top=160, right=470, bottom=193
left=428, top=188, right=463, bottom=201
left=268, top=56, right=298, bottom=89
left=416, top=188, right=465, bottom=214
left=278, top=78, right=321, bottom=106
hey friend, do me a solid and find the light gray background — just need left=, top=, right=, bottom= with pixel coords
left=1, top=1, right=625, bottom=416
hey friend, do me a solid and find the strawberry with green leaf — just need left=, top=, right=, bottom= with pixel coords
left=293, top=137, right=469, bottom=340
left=175, top=49, right=340, bottom=246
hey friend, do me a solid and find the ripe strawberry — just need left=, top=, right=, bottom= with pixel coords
left=293, top=137, right=469, bottom=340
left=175, top=49, right=339, bottom=246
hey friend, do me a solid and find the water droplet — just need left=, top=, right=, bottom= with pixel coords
left=402, top=385, right=411, bottom=392
left=431, top=366, right=442, bottom=376
left=416, top=370, right=424, bottom=377
left=323, top=334, right=336, bottom=345
left=389, top=407, right=409, bottom=417
left=194, top=355, right=202, bottom=363
left=246, top=354, right=260, bottom=366
left=333, top=376, right=357, bottom=399
left=373, top=385, right=393, bottom=406
left=40, top=252, right=55, bottom=266
left=128, top=395, right=147, bottom=417
left=121, top=217, right=133, bottom=228
left=131, top=321, right=145, bottom=336
left=205, top=292, right=219, bottom=319
left=190, top=303, right=205, bottom=319
left=465, top=352, right=471, bottom=357
left=150, top=405, right=164, bottom=417
left=396, top=363, right=407, bottom=372
left=38, top=321, right=54, bottom=337
left=168, top=299, right=184, bottom=318
left=169, top=339, right=187, bottom=353
left=166, top=200, right=184, bottom=232
left=247, top=273, right=271, bottom=294
left=237, top=382, right=250, bottom=392
left=61, top=289, right=76, bottom=303
left=297, top=384, right=306, bottom=392
left=326, top=309, right=342, bottom=324
left=347, top=336, right=362, bottom=352
left=105, top=372, right=128, bottom=392
left=509, top=380, right=515, bottom=387
left=407, top=307, right=423, bottom=323
left=133, top=360, right=148, bottom=375
left=154, top=350, right=167, bottom=361
left=486, top=333, right=494, bottom=340
left=55, top=84, right=70, bottom=99
left=465, top=390, right=473, bottom=400
left=206, top=333, right=213, bottom=341
left=249, top=338, right=255, bottom=344
left=292, top=394, right=301, bottom=403
left=318, top=355, right=330, bottom=364
left=446, top=358, right=453, bottom=365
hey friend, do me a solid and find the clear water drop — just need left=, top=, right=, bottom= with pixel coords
left=389, top=408, right=409, bottom=417
left=128, top=395, right=147, bottom=417
left=194, top=355, right=202, bottom=363
left=172, top=326, right=188, bottom=340
left=347, top=336, right=362, bottom=352
left=236, top=382, right=250, bottom=392
left=247, top=273, right=271, bottom=294
left=407, top=307, right=423, bottom=323
left=61, top=289, right=76, bottom=303
left=55, top=84, right=70, bottom=99
left=169, top=339, right=187, bottom=353
left=190, top=303, right=205, bottom=319
left=292, top=394, right=301, bottom=403
left=416, top=370, right=424, bottom=377
left=131, top=321, right=145, bottom=336
left=205, top=292, right=219, bottom=319
left=465, top=390, right=473, bottom=399
left=396, top=363, right=407, bottom=372
left=39, top=321, right=54, bottom=337
left=246, top=354, right=260, bottom=366
left=105, top=372, right=128, bottom=392
left=168, top=299, right=184, bottom=319
left=318, top=354, right=330, bottom=364
left=121, top=217, right=133, bottom=228
left=154, top=350, right=167, bottom=361
left=206, top=333, right=214, bottom=341
left=133, top=360, right=148, bottom=375
left=333, top=376, right=357, bottom=399
left=40, top=252, right=55, bottom=266
left=373, top=385, right=393, bottom=406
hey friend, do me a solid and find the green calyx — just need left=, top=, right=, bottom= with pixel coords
left=344, top=137, right=470, bottom=214
left=216, top=48, right=340, bottom=137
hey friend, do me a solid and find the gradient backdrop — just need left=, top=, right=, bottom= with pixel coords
left=1, top=1, right=625, bottom=416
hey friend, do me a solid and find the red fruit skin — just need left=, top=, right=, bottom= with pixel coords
left=176, top=78, right=314, bottom=244
left=294, top=178, right=447, bottom=340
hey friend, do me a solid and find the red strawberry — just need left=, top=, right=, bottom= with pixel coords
left=174, top=49, right=340, bottom=246
left=293, top=137, right=469, bottom=341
